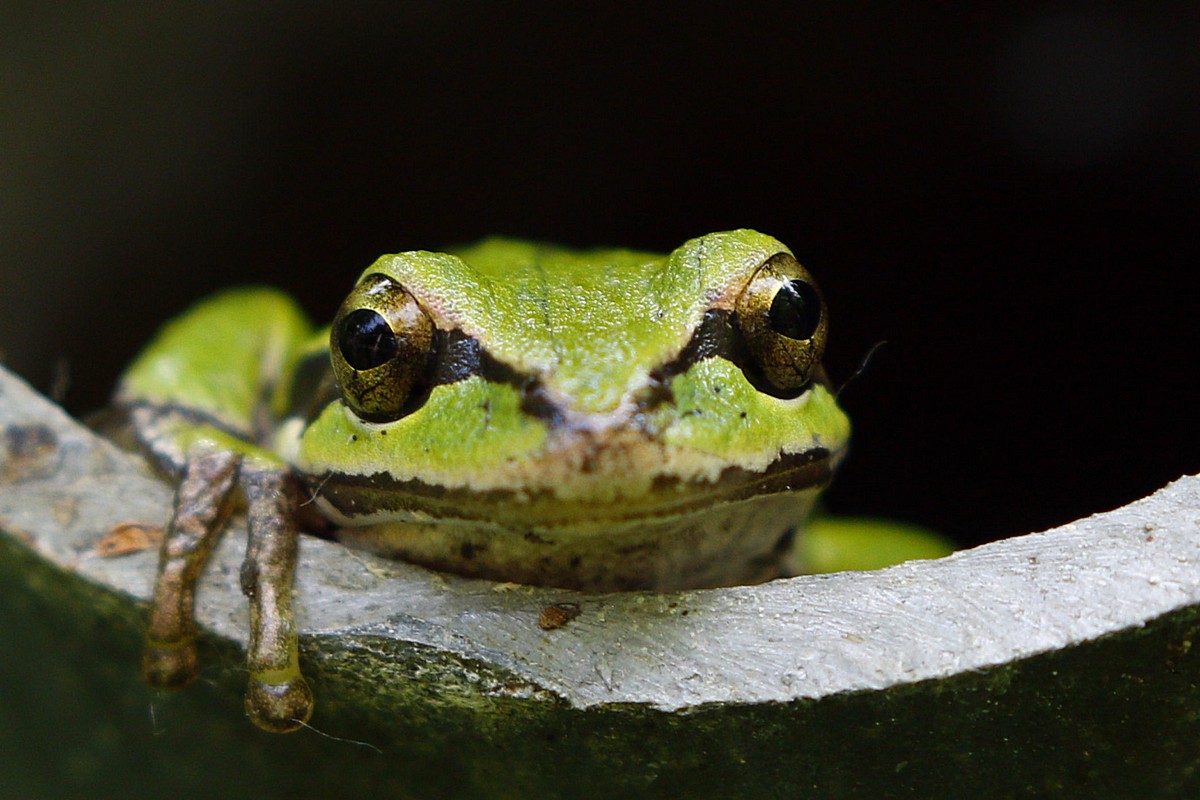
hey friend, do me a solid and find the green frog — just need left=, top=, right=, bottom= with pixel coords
left=112, top=229, right=946, bottom=732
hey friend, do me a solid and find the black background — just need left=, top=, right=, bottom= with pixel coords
left=4, top=4, right=1199, bottom=549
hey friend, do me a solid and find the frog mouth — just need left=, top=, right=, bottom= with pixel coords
left=306, top=444, right=841, bottom=531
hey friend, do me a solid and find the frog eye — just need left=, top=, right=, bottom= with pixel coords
left=330, top=273, right=434, bottom=420
left=734, top=253, right=828, bottom=394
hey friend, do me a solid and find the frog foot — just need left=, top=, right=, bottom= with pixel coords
left=246, top=674, right=314, bottom=733
left=142, top=638, right=198, bottom=689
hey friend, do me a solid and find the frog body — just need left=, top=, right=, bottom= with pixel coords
left=112, top=229, right=936, bottom=732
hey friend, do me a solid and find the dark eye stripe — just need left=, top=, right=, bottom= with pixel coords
left=648, top=309, right=737, bottom=379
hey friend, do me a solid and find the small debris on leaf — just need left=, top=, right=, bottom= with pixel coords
left=94, top=522, right=163, bottom=557
left=538, top=602, right=582, bottom=630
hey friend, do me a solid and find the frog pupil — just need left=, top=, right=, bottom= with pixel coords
left=339, top=308, right=399, bottom=370
left=768, top=280, right=821, bottom=341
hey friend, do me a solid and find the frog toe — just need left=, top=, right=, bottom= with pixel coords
left=245, top=675, right=314, bottom=733
left=142, top=639, right=198, bottom=689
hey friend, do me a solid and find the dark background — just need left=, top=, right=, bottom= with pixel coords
left=4, top=4, right=1199, bottom=549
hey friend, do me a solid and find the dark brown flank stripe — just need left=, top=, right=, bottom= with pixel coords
left=115, top=401, right=258, bottom=443
left=101, top=401, right=265, bottom=480
left=305, top=446, right=838, bottom=527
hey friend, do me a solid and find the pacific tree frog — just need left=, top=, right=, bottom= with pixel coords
left=111, top=229, right=947, bottom=732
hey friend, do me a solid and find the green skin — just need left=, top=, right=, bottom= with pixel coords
left=115, top=229, right=950, bottom=733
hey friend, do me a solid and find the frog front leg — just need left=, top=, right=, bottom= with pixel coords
left=240, top=467, right=312, bottom=732
left=143, top=448, right=312, bottom=732
left=143, top=449, right=240, bottom=689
